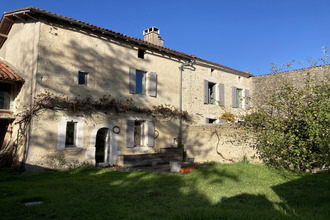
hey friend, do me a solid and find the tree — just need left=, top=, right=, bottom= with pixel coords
left=246, top=55, right=329, bottom=171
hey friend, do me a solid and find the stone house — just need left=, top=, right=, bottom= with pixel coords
left=0, top=6, right=277, bottom=171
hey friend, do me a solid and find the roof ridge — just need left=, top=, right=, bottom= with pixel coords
left=1, top=6, right=252, bottom=77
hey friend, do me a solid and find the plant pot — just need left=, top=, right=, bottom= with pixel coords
left=170, top=161, right=182, bottom=173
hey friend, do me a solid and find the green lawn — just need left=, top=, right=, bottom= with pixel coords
left=0, top=162, right=329, bottom=219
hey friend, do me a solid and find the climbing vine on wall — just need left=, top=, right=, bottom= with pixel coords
left=0, top=91, right=190, bottom=167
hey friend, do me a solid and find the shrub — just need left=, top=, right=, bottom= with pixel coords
left=220, top=112, right=235, bottom=123
left=246, top=81, right=330, bottom=171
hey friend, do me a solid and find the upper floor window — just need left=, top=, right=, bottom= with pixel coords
left=138, top=49, right=145, bottom=59
left=0, top=83, right=11, bottom=110
left=203, top=80, right=225, bottom=106
left=78, top=71, right=88, bottom=85
left=129, top=68, right=157, bottom=97
left=136, top=71, right=146, bottom=94
left=232, top=87, right=250, bottom=109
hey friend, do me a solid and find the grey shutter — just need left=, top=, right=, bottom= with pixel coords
left=232, top=86, right=237, bottom=108
left=129, top=68, right=136, bottom=94
left=126, top=120, right=135, bottom=148
left=219, top=84, right=225, bottom=106
left=148, top=72, right=157, bottom=97
left=245, top=89, right=250, bottom=109
left=204, top=80, right=208, bottom=104
left=147, top=121, right=155, bottom=147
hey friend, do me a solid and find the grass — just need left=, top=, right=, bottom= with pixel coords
left=0, top=162, right=329, bottom=219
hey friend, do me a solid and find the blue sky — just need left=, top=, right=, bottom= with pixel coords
left=1, top=0, right=329, bottom=75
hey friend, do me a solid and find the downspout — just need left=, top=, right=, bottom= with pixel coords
left=179, top=59, right=195, bottom=140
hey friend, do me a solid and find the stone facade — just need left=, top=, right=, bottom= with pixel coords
left=0, top=7, right=252, bottom=171
left=0, top=7, right=328, bottom=170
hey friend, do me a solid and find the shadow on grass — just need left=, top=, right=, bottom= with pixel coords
left=0, top=165, right=329, bottom=219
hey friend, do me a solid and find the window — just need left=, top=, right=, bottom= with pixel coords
left=129, top=68, right=157, bottom=97
left=78, top=71, right=88, bottom=85
left=126, top=120, right=155, bottom=148
left=136, top=71, right=146, bottom=94
left=208, top=82, right=216, bottom=104
left=65, top=122, right=77, bottom=147
left=232, top=87, right=243, bottom=108
left=57, top=117, right=83, bottom=150
left=203, top=80, right=224, bottom=106
left=138, top=49, right=145, bottom=59
left=134, top=120, right=145, bottom=146
left=206, top=118, right=217, bottom=124
left=0, top=83, right=11, bottom=110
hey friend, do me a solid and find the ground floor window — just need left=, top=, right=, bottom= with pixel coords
left=57, top=117, right=84, bottom=150
left=65, top=122, right=77, bottom=147
left=206, top=118, right=217, bottom=124
left=0, top=83, right=11, bottom=110
left=126, top=119, right=155, bottom=148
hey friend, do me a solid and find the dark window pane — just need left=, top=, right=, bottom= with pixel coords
left=65, top=122, right=76, bottom=146
left=0, top=83, right=11, bottom=109
left=138, top=49, right=145, bottom=59
left=136, top=71, right=145, bottom=94
left=78, top=72, right=87, bottom=85
left=208, top=82, right=216, bottom=104
left=134, top=121, right=142, bottom=146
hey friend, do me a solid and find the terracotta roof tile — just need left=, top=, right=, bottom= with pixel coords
left=0, top=6, right=253, bottom=77
left=0, top=59, right=24, bottom=82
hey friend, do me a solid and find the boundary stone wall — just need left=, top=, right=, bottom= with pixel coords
left=182, top=124, right=260, bottom=164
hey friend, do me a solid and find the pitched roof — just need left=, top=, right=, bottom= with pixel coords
left=0, top=6, right=253, bottom=77
left=0, top=59, right=24, bottom=82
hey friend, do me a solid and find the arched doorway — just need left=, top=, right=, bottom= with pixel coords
left=95, top=128, right=111, bottom=166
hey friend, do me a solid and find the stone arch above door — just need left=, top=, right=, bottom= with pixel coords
left=85, top=124, right=120, bottom=166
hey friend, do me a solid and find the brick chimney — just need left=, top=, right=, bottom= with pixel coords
left=143, top=27, right=164, bottom=47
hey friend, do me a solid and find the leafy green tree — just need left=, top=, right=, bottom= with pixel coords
left=246, top=57, right=329, bottom=170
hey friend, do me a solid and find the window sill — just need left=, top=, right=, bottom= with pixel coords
left=0, top=109, right=13, bottom=113
left=131, top=146, right=149, bottom=152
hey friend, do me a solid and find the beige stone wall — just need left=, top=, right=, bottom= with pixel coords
left=0, top=18, right=256, bottom=170
left=25, top=109, right=180, bottom=169
left=0, top=21, right=40, bottom=114
left=252, top=65, right=330, bottom=108
left=182, top=65, right=253, bottom=124
left=183, top=124, right=260, bottom=163
left=36, top=21, right=182, bottom=108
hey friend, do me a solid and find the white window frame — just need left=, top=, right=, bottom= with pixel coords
left=57, top=116, right=84, bottom=150
left=126, top=118, right=155, bottom=150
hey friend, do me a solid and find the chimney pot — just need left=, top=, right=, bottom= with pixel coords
left=143, top=26, right=164, bottom=47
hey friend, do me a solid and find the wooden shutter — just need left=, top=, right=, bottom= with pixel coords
left=232, top=86, right=237, bottom=108
left=126, top=120, right=135, bottom=148
left=219, top=84, right=225, bottom=106
left=129, top=68, right=136, bottom=94
left=147, top=121, right=155, bottom=147
left=245, top=89, right=250, bottom=109
left=148, top=72, right=157, bottom=97
left=204, top=80, right=209, bottom=104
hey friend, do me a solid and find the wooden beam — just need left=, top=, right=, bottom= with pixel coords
left=4, top=16, right=14, bottom=23
left=0, top=33, right=8, bottom=38
left=13, top=14, right=26, bottom=21
left=24, top=13, right=37, bottom=20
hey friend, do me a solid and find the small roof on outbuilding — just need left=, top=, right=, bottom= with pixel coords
left=0, top=59, right=24, bottom=82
